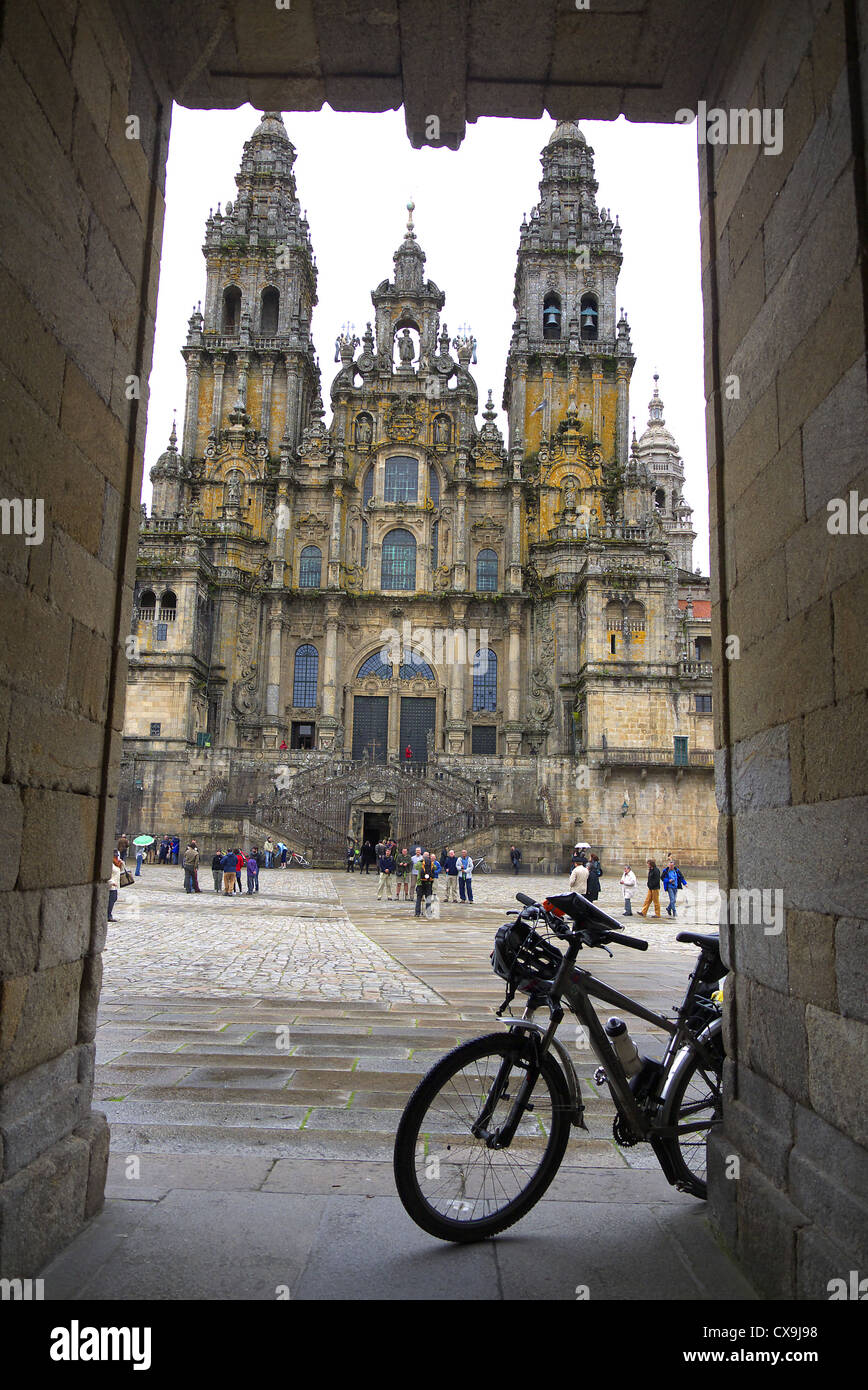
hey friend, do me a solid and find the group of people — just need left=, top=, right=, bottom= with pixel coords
left=349, top=840, right=476, bottom=917
left=567, top=844, right=688, bottom=919
left=213, top=848, right=262, bottom=896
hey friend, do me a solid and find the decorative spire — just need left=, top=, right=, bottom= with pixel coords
left=648, top=372, right=665, bottom=424
left=168, top=415, right=178, bottom=452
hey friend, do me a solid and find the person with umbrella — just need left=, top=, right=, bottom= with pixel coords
left=133, top=834, right=154, bottom=876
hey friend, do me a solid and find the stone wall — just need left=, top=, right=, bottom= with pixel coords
left=703, top=0, right=868, bottom=1296
left=0, top=0, right=170, bottom=1273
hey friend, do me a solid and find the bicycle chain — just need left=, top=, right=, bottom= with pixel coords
left=612, top=1114, right=641, bottom=1147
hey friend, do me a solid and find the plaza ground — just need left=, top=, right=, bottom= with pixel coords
left=42, top=866, right=755, bottom=1300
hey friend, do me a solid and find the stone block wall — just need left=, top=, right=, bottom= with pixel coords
left=703, top=0, right=868, bottom=1295
left=0, top=0, right=170, bottom=1273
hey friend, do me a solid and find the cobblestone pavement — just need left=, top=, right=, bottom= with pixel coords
left=106, top=869, right=442, bottom=1004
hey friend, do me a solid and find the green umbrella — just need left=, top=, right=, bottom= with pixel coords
left=133, top=835, right=155, bottom=846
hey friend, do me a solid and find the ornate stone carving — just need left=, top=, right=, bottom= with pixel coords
left=384, top=398, right=424, bottom=443
left=232, top=662, right=260, bottom=717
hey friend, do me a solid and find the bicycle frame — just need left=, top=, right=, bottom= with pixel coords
left=503, top=928, right=721, bottom=1146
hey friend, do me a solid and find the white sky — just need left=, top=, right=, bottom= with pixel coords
left=144, top=104, right=710, bottom=572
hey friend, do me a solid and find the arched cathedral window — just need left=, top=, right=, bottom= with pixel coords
left=476, top=549, right=498, bottom=592
left=580, top=294, right=599, bottom=341
left=472, top=648, right=497, bottom=711
left=358, top=652, right=392, bottom=680
left=543, top=292, right=562, bottom=340
left=293, top=645, right=319, bottom=706
left=260, top=287, right=279, bottom=335
left=159, top=590, right=177, bottom=622
left=399, top=655, right=435, bottom=680
left=381, top=529, right=416, bottom=590
left=384, top=457, right=418, bottom=504
left=362, top=466, right=374, bottom=508
left=299, top=545, right=322, bottom=588
left=222, top=286, right=241, bottom=334
left=428, top=466, right=440, bottom=508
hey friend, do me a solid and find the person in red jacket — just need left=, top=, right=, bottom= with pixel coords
left=404, top=744, right=412, bottom=762
left=235, top=848, right=244, bottom=894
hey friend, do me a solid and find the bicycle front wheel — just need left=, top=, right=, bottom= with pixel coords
left=393, top=1033, right=571, bottom=1242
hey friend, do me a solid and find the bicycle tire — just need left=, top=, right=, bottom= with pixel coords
left=659, top=1033, right=723, bottom=1199
left=393, top=1032, right=571, bottom=1242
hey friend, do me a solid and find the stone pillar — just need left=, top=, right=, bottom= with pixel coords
left=508, top=454, right=523, bottom=590
left=211, top=358, right=226, bottom=435
left=328, top=481, right=343, bottom=588
left=615, top=364, right=629, bottom=466
left=265, top=608, right=283, bottom=717
left=445, top=602, right=468, bottom=753
left=319, top=606, right=341, bottom=748
left=283, top=356, right=299, bottom=445
left=261, top=355, right=275, bottom=446
left=453, top=481, right=468, bottom=590
left=592, top=365, right=603, bottom=442
left=504, top=606, right=523, bottom=755
left=182, top=351, right=201, bottom=459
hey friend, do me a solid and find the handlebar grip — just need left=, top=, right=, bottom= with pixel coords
left=516, top=892, right=536, bottom=907
left=610, top=932, right=648, bottom=951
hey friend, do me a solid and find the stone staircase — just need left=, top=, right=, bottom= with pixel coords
left=93, top=995, right=614, bottom=1163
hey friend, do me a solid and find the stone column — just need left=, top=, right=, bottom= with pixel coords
left=616, top=364, right=629, bottom=466
left=261, top=355, right=275, bottom=445
left=328, top=481, right=343, bottom=588
left=319, top=605, right=341, bottom=747
left=453, top=481, right=468, bottom=590
left=592, top=365, right=603, bottom=442
left=182, top=351, right=201, bottom=459
left=508, top=454, right=523, bottom=590
left=445, top=601, right=468, bottom=753
left=266, top=607, right=283, bottom=717
left=283, top=356, right=299, bottom=446
left=504, top=606, right=523, bottom=755
left=211, top=358, right=226, bottom=435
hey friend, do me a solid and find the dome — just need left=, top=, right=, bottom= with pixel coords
left=251, top=111, right=290, bottom=142
left=636, top=374, right=679, bottom=451
left=547, top=120, right=586, bottom=146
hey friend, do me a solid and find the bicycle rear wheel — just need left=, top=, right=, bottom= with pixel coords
left=393, top=1032, right=571, bottom=1242
left=659, top=1034, right=723, bottom=1198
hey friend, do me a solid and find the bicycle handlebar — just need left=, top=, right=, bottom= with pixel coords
left=600, top=931, right=648, bottom=952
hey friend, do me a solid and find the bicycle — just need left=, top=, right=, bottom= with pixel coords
left=393, top=889, right=723, bottom=1242
left=287, top=850, right=311, bottom=868
left=472, top=853, right=492, bottom=874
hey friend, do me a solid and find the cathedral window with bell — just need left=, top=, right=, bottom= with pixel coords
left=580, top=294, right=598, bottom=341
left=543, top=292, right=562, bottom=340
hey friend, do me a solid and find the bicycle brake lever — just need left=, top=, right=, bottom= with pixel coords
left=595, top=941, right=614, bottom=958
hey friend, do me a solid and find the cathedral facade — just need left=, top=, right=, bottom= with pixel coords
left=121, top=114, right=716, bottom=867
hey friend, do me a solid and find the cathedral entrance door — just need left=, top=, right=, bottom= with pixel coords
left=399, top=697, right=436, bottom=763
left=363, top=811, right=392, bottom=845
left=352, top=696, right=388, bottom=763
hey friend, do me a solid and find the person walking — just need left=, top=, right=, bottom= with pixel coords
left=639, top=859, right=662, bottom=917
left=107, top=847, right=124, bottom=921
left=662, top=859, right=687, bottom=916
left=395, top=847, right=412, bottom=900
left=414, top=850, right=436, bottom=918
left=510, top=845, right=522, bottom=875
left=569, top=859, right=589, bottom=894
left=171, top=835, right=180, bottom=865
left=234, top=848, right=244, bottom=893
left=246, top=851, right=259, bottom=894
left=264, top=836, right=274, bottom=869
left=586, top=854, right=602, bottom=902
left=135, top=842, right=145, bottom=876
left=211, top=851, right=223, bottom=892
left=346, top=842, right=356, bottom=872
left=221, top=849, right=237, bottom=897
left=376, top=844, right=395, bottom=900
left=443, top=848, right=459, bottom=902
left=182, top=841, right=200, bottom=894
left=457, top=850, right=474, bottom=903
left=619, top=865, right=637, bottom=915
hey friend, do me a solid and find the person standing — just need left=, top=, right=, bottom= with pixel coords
left=191, top=840, right=202, bottom=892
left=246, top=851, right=259, bottom=894
left=211, top=851, right=223, bottom=892
left=182, top=841, right=200, bottom=894
left=404, top=744, right=412, bottom=764
left=457, top=850, right=474, bottom=903
left=443, top=848, right=459, bottom=902
left=117, top=833, right=130, bottom=861
left=619, top=865, right=637, bottom=915
left=571, top=844, right=588, bottom=868
left=569, top=859, right=589, bottom=894
left=510, top=845, right=522, bottom=875
left=414, top=850, right=436, bottom=918
left=279, top=841, right=288, bottom=868
left=346, top=842, right=356, bottom=872
left=376, top=844, right=395, bottom=900
left=264, top=836, right=274, bottom=869
left=586, top=854, right=602, bottom=902
left=361, top=840, right=373, bottom=874
left=158, top=835, right=169, bottom=864
left=108, top=848, right=123, bottom=922
left=221, top=849, right=237, bottom=897
left=135, top=842, right=144, bottom=876
left=234, top=848, right=244, bottom=893
left=171, top=835, right=180, bottom=865
left=395, top=847, right=412, bottom=900
left=639, top=860, right=661, bottom=917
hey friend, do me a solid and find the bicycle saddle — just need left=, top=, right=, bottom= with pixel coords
left=675, top=931, right=719, bottom=951
left=545, top=893, right=624, bottom=933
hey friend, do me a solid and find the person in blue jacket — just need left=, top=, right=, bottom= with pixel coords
left=662, top=858, right=687, bottom=916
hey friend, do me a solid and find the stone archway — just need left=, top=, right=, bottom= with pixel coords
left=0, top=0, right=864, bottom=1302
